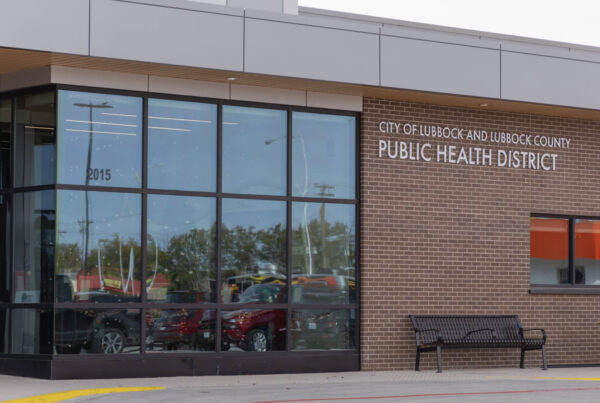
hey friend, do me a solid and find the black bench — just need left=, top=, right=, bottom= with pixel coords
left=409, top=315, right=547, bottom=373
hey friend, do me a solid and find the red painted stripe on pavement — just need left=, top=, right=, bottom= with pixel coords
left=252, top=386, right=600, bottom=402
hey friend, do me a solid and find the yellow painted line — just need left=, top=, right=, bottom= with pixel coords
left=536, top=377, right=600, bottom=381
left=2, top=386, right=165, bottom=403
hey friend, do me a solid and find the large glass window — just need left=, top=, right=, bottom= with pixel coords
left=222, top=309, right=286, bottom=352
left=13, top=191, right=55, bottom=303
left=11, top=308, right=53, bottom=354
left=2, top=87, right=359, bottom=359
left=0, top=194, right=10, bottom=302
left=146, top=308, right=215, bottom=353
left=292, top=202, right=355, bottom=303
left=0, top=98, right=10, bottom=189
left=55, top=191, right=141, bottom=303
left=0, top=309, right=7, bottom=353
left=222, top=106, right=286, bottom=195
left=292, top=113, right=355, bottom=199
left=55, top=309, right=140, bottom=354
left=147, top=195, right=216, bottom=303
left=221, top=199, right=286, bottom=303
left=148, top=99, right=217, bottom=191
left=57, top=91, right=142, bottom=188
left=15, top=93, right=56, bottom=187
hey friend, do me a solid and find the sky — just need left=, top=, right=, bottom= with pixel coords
left=298, top=0, right=600, bottom=48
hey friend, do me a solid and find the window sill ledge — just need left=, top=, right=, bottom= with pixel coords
left=530, top=286, right=600, bottom=295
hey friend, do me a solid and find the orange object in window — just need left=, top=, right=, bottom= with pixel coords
left=530, top=218, right=568, bottom=260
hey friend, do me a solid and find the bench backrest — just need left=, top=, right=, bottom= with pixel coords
left=409, top=315, right=522, bottom=344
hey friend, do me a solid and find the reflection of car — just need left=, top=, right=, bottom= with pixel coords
left=238, top=283, right=286, bottom=303
left=292, top=274, right=350, bottom=303
left=290, top=310, right=352, bottom=350
left=209, top=284, right=287, bottom=352
left=148, top=309, right=205, bottom=351
left=222, top=309, right=286, bottom=352
left=55, top=309, right=141, bottom=354
left=165, top=291, right=204, bottom=303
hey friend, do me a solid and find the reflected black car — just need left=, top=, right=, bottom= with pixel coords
left=55, top=309, right=141, bottom=354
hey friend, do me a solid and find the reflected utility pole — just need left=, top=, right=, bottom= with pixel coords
left=314, top=183, right=334, bottom=269
left=73, top=101, right=112, bottom=274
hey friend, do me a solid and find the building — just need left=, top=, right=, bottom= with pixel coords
left=1, top=0, right=600, bottom=379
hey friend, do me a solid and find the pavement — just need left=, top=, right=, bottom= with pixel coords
left=3, top=367, right=600, bottom=402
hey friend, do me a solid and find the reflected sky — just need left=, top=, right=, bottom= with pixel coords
left=148, top=99, right=217, bottom=191
left=147, top=194, right=215, bottom=248
left=292, top=112, right=355, bottom=199
left=222, top=106, right=286, bottom=195
left=58, top=91, right=142, bottom=187
left=56, top=191, right=140, bottom=247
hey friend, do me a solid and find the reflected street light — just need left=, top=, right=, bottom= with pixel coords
left=265, top=135, right=314, bottom=274
left=73, top=101, right=113, bottom=279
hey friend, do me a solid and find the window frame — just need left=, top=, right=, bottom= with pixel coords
left=530, top=213, right=600, bottom=293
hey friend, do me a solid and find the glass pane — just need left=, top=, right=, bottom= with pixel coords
left=530, top=217, right=569, bottom=285
left=147, top=195, right=216, bottom=303
left=222, top=106, right=286, bottom=195
left=221, top=198, right=286, bottom=303
left=55, top=191, right=141, bottom=303
left=574, top=219, right=600, bottom=285
left=291, top=202, right=355, bottom=303
left=148, top=99, right=217, bottom=191
left=291, top=309, right=355, bottom=350
left=222, top=309, right=286, bottom=352
left=57, top=91, right=142, bottom=187
left=0, top=98, right=10, bottom=189
left=292, top=112, right=355, bottom=199
left=55, top=309, right=140, bottom=354
left=13, top=191, right=55, bottom=303
left=0, top=194, right=9, bottom=302
left=147, top=309, right=215, bottom=353
left=15, top=92, right=56, bottom=187
left=11, top=308, right=53, bottom=354
left=0, top=309, right=7, bottom=353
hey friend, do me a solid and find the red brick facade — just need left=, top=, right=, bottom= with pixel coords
left=360, top=97, right=600, bottom=371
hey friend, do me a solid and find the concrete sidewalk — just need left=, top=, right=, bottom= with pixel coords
left=2, top=367, right=600, bottom=402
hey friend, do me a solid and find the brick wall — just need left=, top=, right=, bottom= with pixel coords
left=360, top=97, right=600, bottom=371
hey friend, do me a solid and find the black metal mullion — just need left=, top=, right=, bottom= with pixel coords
left=569, top=218, right=575, bottom=284
left=139, top=96, right=149, bottom=354
left=215, top=102, right=223, bottom=353
left=286, top=109, right=292, bottom=351
left=51, top=89, right=58, bottom=355
left=354, top=112, right=361, bottom=354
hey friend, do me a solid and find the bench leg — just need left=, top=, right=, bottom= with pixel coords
left=436, top=345, right=442, bottom=373
left=415, top=348, right=421, bottom=371
left=520, top=348, right=525, bottom=369
left=541, top=345, right=548, bottom=370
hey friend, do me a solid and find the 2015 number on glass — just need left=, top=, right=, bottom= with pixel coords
left=87, top=168, right=112, bottom=181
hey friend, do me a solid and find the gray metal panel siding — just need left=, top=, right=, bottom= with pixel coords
left=501, top=51, right=600, bottom=109
left=381, top=36, right=500, bottom=98
left=244, top=18, right=379, bottom=85
left=90, top=0, right=243, bottom=71
left=0, top=0, right=88, bottom=54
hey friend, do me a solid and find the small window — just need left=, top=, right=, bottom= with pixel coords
left=531, top=216, right=600, bottom=286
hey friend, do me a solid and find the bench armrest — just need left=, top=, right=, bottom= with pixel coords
left=520, top=327, right=547, bottom=342
left=464, top=328, right=497, bottom=339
